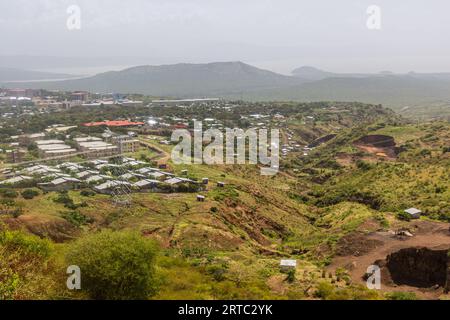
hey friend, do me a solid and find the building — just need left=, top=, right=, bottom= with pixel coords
left=70, top=91, right=89, bottom=103
left=19, top=133, right=46, bottom=145
left=151, top=98, right=220, bottom=106
left=133, top=179, right=160, bottom=191
left=94, top=180, right=132, bottom=195
left=5, top=149, right=26, bottom=163
left=404, top=208, right=422, bottom=219
left=82, top=120, right=145, bottom=128
left=110, top=135, right=141, bottom=153
left=74, top=137, right=118, bottom=158
left=280, top=260, right=297, bottom=272
left=35, top=140, right=77, bottom=158
left=38, top=177, right=81, bottom=192
left=0, top=175, right=33, bottom=186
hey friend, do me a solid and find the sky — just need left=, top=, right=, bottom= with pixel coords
left=1, top=0, right=450, bottom=75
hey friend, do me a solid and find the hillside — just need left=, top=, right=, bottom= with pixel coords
left=5, top=62, right=450, bottom=120
left=1, top=101, right=448, bottom=300
left=6, top=62, right=305, bottom=96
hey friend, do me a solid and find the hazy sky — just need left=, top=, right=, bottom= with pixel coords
left=1, top=0, right=450, bottom=74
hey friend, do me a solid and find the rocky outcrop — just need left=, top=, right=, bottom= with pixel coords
left=379, top=247, right=450, bottom=291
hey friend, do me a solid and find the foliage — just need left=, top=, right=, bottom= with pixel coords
left=65, top=230, right=159, bottom=300
left=385, top=291, right=418, bottom=300
left=62, top=211, right=92, bottom=227
left=0, top=189, right=18, bottom=198
left=21, top=189, right=40, bottom=200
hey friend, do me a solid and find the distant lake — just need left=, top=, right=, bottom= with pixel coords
left=35, top=65, right=134, bottom=78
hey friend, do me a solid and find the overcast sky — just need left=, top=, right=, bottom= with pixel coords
left=1, top=0, right=449, bottom=74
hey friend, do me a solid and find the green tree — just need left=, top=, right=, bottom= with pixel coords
left=65, top=230, right=159, bottom=300
left=21, top=189, right=40, bottom=200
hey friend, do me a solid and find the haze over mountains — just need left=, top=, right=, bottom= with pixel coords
left=2, top=61, right=450, bottom=113
left=0, top=67, right=77, bottom=82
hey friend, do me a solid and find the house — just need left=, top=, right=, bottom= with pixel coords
left=5, top=149, right=26, bottom=163
left=280, top=260, right=297, bottom=272
left=0, top=175, right=33, bottom=186
left=136, top=167, right=158, bottom=175
left=133, top=179, right=160, bottom=191
left=38, top=177, right=81, bottom=192
left=164, top=177, right=183, bottom=185
left=147, top=171, right=166, bottom=180
left=85, top=175, right=111, bottom=184
left=94, top=180, right=132, bottom=195
left=76, top=170, right=100, bottom=180
left=404, top=208, right=422, bottom=219
left=90, top=159, right=108, bottom=166
left=23, top=165, right=61, bottom=176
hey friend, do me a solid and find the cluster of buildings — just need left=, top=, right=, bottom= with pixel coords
left=0, top=157, right=204, bottom=195
left=0, top=88, right=144, bottom=112
left=4, top=129, right=141, bottom=163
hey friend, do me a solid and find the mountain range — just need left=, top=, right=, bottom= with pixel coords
left=2, top=62, right=450, bottom=114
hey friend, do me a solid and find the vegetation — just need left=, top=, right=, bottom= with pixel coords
left=65, top=230, right=159, bottom=300
left=0, top=101, right=448, bottom=300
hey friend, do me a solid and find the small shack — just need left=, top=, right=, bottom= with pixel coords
left=217, top=182, right=225, bottom=188
left=280, top=259, right=297, bottom=272
left=197, top=195, right=205, bottom=202
left=202, top=178, right=209, bottom=185
left=404, top=208, right=422, bottom=219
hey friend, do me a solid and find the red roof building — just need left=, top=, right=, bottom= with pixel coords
left=82, top=120, right=145, bottom=127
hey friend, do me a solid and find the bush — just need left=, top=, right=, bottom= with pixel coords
left=396, top=211, right=411, bottom=221
left=386, top=291, right=417, bottom=300
left=0, top=229, right=51, bottom=258
left=21, top=189, right=40, bottom=200
left=62, top=211, right=92, bottom=227
left=0, top=189, right=18, bottom=199
left=285, top=269, right=296, bottom=283
left=80, top=190, right=96, bottom=197
left=0, top=229, right=54, bottom=300
left=65, top=230, right=159, bottom=299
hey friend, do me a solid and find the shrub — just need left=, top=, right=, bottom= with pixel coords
left=0, top=230, right=55, bottom=300
left=0, top=189, right=18, bottom=199
left=0, top=229, right=51, bottom=258
left=21, top=189, right=40, bottom=200
left=80, top=190, right=96, bottom=197
left=285, top=269, right=296, bottom=283
left=65, top=230, right=159, bottom=300
left=386, top=291, right=417, bottom=300
left=62, top=211, right=92, bottom=227
left=396, top=211, right=411, bottom=221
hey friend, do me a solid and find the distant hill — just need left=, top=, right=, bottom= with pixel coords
left=9, top=62, right=305, bottom=96
left=240, top=75, right=450, bottom=108
left=5, top=62, right=450, bottom=118
left=0, top=67, right=76, bottom=82
left=291, top=66, right=339, bottom=81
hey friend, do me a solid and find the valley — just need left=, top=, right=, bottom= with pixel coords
left=0, top=99, right=448, bottom=300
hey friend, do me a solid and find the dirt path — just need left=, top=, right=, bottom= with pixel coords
left=138, top=138, right=171, bottom=164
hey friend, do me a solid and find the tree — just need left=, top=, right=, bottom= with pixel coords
left=21, top=189, right=40, bottom=200
left=65, top=230, right=159, bottom=300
